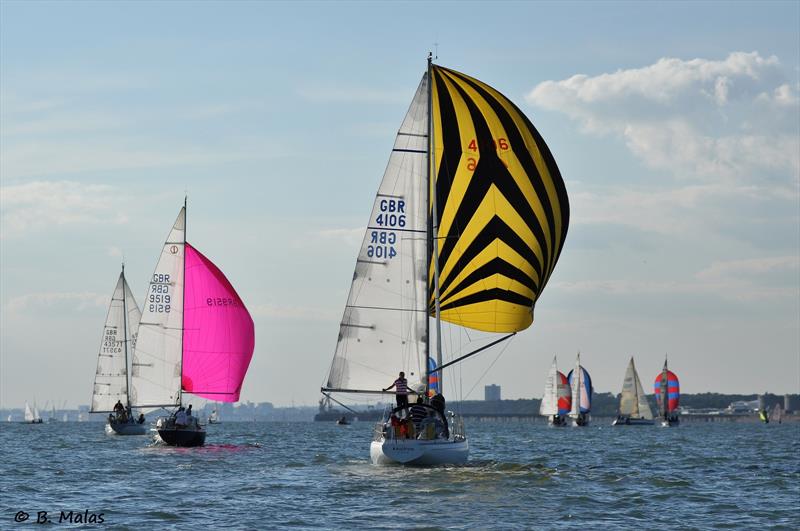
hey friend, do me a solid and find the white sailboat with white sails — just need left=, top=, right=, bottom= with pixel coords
left=90, top=264, right=147, bottom=435
left=612, top=357, right=654, bottom=426
left=321, top=56, right=570, bottom=465
left=24, top=402, right=43, bottom=424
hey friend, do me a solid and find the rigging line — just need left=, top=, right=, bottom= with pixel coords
left=434, top=332, right=516, bottom=373
left=463, top=334, right=514, bottom=400
left=322, top=392, right=359, bottom=415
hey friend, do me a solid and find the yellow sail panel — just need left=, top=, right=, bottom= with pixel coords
left=429, top=65, right=569, bottom=333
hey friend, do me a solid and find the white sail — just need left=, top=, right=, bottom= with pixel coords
left=569, top=355, right=582, bottom=418
left=539, top=356, right=560, bottom=416
left=636, top=368, right=654, bottom=420
left=91, top=270, right=141, bottom=412
left=619, top=358, right=639, bottom=416
left=619, top=357, right=652, bottom=419
left=324, top=75, right=430, bottom=394
left=130, top=208, right=185, bottom=409
left=33, top=405, right=41, bottom=421
left=24, top=402, right=34, bottom=422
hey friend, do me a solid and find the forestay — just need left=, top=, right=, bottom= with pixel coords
left=91, top=271, right=141, bottom=412
left=324, top=75, right=430, bottom=394
left=130, top=208, right=185, bottom=409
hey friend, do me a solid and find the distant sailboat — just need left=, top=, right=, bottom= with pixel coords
left=208, top=406, right=221, bottom=424
left=539, top=356, right=570, bottom=426
left=130, top=203, right=255, bottom=447
left=769, top=403, right=783, bottom=424
left=90, top=264, right=147, bottom=435
left=654, top=358, right=680, bottom=427
left=321, top=57, right=570, bottom=465
left=612, top=357, right=654, bottom=426
left=24, top=402, right=43, bottom=424
left=567, top=354, right=592, bottom=427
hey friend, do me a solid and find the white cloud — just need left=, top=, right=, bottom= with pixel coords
left=249, top=302, right=338, bottom=322
left=297, top=85, right=411, bottom=105
left=314, top=227, right=365, bottom=248
left=527, top=52, right=800, bottom=186
left=696, top=256, right=800, bottom=281
left=0, top=181, right=128, bottom=238
left=3, top=291, right=107, bottom=313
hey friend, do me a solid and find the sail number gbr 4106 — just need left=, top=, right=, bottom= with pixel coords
left=367, top=198, right=405, bottom=260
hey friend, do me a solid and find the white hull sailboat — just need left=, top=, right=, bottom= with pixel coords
left=612, top=357, right=654, bottom=426
left=90, top=264, right=147, bottom=436
left=129, top=202, right=255, bottom=447
left=321, top=56, right=570, bottom=466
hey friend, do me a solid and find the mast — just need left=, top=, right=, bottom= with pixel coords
left=577, top=352, right=582, bottom=417
left=661, top=355, right=668, bottom=419
left=427, top=54, right=444, bottom=390
left=121, top=262, right=131, bottom=410
left=425, top=53, right=432, bottom=398
left=179, top=196, right=187, bottom=406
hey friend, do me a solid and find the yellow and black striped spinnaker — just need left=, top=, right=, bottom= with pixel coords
left=428, top=65, right=569, bottom=333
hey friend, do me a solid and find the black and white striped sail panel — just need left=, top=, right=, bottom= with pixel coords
left=429, top=65, right=569, bottom=333
left=324, top=75, right=430, bottom=394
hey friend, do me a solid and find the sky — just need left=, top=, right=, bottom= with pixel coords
left=1, top=1, right=798, bottom=409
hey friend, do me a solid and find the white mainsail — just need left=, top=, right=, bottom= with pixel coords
left=569, top=355, right=589, bottom=418
left=324, top=75, right=430, bottom=394
left=24, top=402, right=34, bottom=422
left=539, top=356, right=560, bottom=416
left=619, top=357, right=653, bottom=419
left=91, top=269, right=141, bottom=412
left=130, top=208, right=185, bottom=409
left=33, top=405, right=41, bottom=421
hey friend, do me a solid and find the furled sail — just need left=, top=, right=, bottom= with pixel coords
left=429, top=65, right=569, bottom=333
left=619, top=358, right=653, bottom=419
left=654, top=362, right=680, bottom=416
left=568, top=364, right=592, bottom=416
left=182, top=244, right=255, bottom=402
left=323, top=75, right=430, bottom=394
left=91, top=269, right=141, bottom=412
left=130, top=208, right=185, bottom=409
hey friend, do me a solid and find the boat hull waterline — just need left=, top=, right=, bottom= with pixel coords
left=612, top=417, right=655, bottom=426
left=370, top=438, right=468, bottom=466
left=156, top=428, right=207, bottom=447
left=106, top=422, right=148, bottom=436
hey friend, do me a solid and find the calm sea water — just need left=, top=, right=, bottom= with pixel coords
left=1, top=420, right=798, bottom=529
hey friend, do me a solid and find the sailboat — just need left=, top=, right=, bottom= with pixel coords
left=769, top=403, right=783, bottom=424
left=208, top=408, right=221, bottom=424
left=567, top=354, right=592, bottom=426
left=129, top=203, right=255, bottom=447
left=90, top=265, right=147, bottom=435
left=24, top=402, right=43, bottom=424
left=321, top=56, right=570, bottom=465
left=612, top=357, right=654, bottom=426
left=654, top=358, right=680, bottom=427
left=539, top=357, right=570, bottom=426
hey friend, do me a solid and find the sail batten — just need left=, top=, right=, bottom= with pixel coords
left=428, top=65, right=569, bottom=333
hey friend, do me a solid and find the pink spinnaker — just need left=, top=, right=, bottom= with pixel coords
left=182, top=243, right=255, bottom=402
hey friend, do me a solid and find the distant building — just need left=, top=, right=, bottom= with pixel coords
left=485, top=384, right=501, bottom=401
